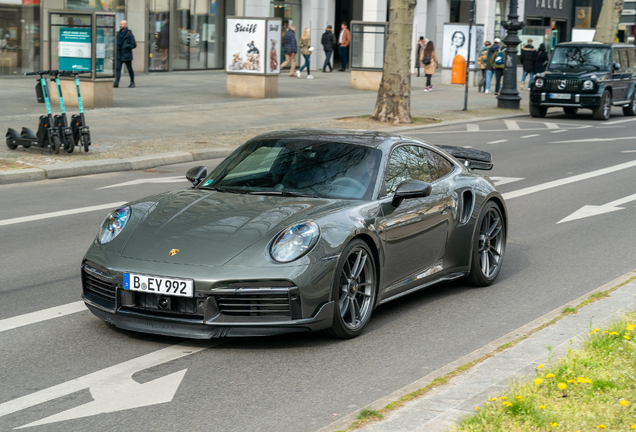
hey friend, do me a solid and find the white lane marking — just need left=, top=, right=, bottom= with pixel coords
left=0, top=341, right=218, bottom=428
left=0, top=302, right=86, bottom=333
left=622, top=150, right=636, bottom=153
left=504, top=120, right=520, bottom=130
left=0, top=202, right=126, bottom=227
left=489, top=177, right=525, bottom=187
left=466, top=124, right=480, bottom=132
left=549, top=137, right=635, bottom=144
left=503, top=159, right=636, bottom=200
left=558, top=193, right=636, bottom=223
left=487, top=139, right=508, bottom=144
left=521, top=134, right=540, bottom=138
left=551, top=129, right=567, bottom=133
left=544, top=122, right=560, bottom=129
left=597, top=125, right=625, bottom=128
left=605, top=117, right=636, bottom=125
left=97, top=176, right=186, bottom=190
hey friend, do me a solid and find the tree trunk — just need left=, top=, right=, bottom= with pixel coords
left=593, top=0, right=624, bottom=43
left=371, top=0, right=417, bottom=124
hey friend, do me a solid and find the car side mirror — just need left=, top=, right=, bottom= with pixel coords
left=392, top=179, right=432, bottom=207
left=186, top=166, right=207, bottom=187
left=613, top=63, right=621, bottom=71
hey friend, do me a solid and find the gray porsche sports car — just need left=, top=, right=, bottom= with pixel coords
left=82, top=129, right=507, bottom=339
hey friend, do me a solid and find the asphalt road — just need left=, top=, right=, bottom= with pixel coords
left=1, top=109, right=636, bottom=432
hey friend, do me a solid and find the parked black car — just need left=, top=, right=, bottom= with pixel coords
left=529, top=42, right=636, bottom=120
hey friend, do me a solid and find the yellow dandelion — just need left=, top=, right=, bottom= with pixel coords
left=609, top=331, right=618, bottom=336
left=625, top=335, right=631, bottom=340
left=590, top=330, right=596, bottom=335
left=577, top=377, right=587, bottom=383
left=538, top=364, right=545, bottom=369
left=535, top=378, right=544, bottom=385
left=585, top=378, right=593, bottom=384
left=550, top=422, right=559, bottom=427
left=558, top=382, right=567, bottom=390
left=567, top=379, right=578, bottom=385
left=595, top=328, right=600, bottom=331
left=604, top=330, right=609, bottom=334
left=620, top=399, right=629, bottom=406
left=516, top=396, right=524, bottom=401
left=597, top=425, right=606, bottom=430
left=546, top=373, right=556, bottom=378
left=627, top=325, right=634, bottom=331
left=503, top=401, right=512, bottom=407
left=539, top=405, right=546, bottom=409
left=500, top=396, right=507, bottom=400
left=475, top=406, right=480, bottom=410
left=631, top=425, right=636, bottom=429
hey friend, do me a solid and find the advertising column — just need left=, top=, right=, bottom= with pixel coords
left=225, top=17, right=281, bottom=99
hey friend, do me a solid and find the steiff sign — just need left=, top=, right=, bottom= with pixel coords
left=526, top=0, right=572, bottom=19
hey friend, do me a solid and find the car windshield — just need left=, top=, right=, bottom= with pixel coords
left=548, top=47, right=610, bottom=72
left=199, top=139, right=382, bottom=200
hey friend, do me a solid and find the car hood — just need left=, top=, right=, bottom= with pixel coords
left=542, top=70, right=604, bottom=79
left=121, top=189, right=351, bottom=266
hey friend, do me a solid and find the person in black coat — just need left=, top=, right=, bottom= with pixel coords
left=281, top=24, right=298, bottom=76
left=115, top=20, right=137, bottom=88
left=534, top=43, right=549, bottom=75
left=321, top=25, right=337, bottom=72
left=415, top=36, right=425, bottom=76
left=519, top=39, right=537, bottom=89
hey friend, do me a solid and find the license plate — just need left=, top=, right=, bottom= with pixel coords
left=124, top=273, right=194, bottom=298
left=550, top=93, right=571, bottom=100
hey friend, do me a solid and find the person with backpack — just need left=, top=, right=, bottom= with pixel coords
left=321, top=25, right=337, bottom=72
left=488, top=38, right=506, bottom=95
left=477, top=41, right=491, bottom=92
left=420, top=40, right=439, bottom=92
left=519, top=39, right=537, bottom=90
left=534, top=43, right=549, bottom=77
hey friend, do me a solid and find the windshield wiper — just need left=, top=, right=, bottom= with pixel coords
left=201, top=186, right=248, bottom=194
left=248, top=190, right=320, bottom=198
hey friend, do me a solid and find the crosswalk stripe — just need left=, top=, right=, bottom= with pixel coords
left=0, top=202, right=127, bottom=227
left=0, top=302, right=86, bottom=333
left=466, top=124, right=480, bottom=132
left=504, top=120, right=520, bottom=130
left=544, top=123, right=560, bottom=129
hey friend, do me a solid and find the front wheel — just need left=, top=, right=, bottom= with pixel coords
left=529, top=103, right=547, bottom=118
left=52, top=135, right=61, bottom=154
left=467, top=201, right=506, bottom=287
left=65, top=134, right=75, bottom=153
left=81, top=134, right=90, bottom=152
left=623, top=92, right=636, bottom=117
left=323, top=239, right=377, bottom=339
left=593, top=90, right=612, bottom=120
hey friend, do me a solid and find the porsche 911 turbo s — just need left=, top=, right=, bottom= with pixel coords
left=82, top=129, right=507, bottom=339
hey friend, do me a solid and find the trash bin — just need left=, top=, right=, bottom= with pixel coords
left=451, top=55, right=466, bottom=85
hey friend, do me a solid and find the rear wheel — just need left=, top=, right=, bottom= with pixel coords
left=6, top=134, right=18, bottom=150
left=324, top=239, right=377, bottom=339
left=81, top=134, right=90, bottom=152
left=623, top=92, right=636, bottom=116
left=563, top=107, right=578, bottom=115
left=19, top=131, right=31, bottom=148
left=65, top=134, right=75, bottom=153
left=529, top=103, right=547, bottom=118
left=52, top=135, right=61, bottom=154
left=593, top=90, right=612, bottom=120
left=467, top=201, right=506, bottom=287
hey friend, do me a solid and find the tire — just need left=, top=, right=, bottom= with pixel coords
left=563, top=107, right=578, bottom=115
left=19, top=131, right=31, bottom=148
left=52, top=135, right=61, bottom=154
left=467, top=201, right=506, bottom=287
left=323, top=239, right=377, bottom=339
left=64, top=134, right=75, bottom=153
left=593, top=90, right=612, bottom=120
left=623, top=92, right=636, bottom=117
left=529, top=103, right=547, bottom=118
left=82, top=134, right=90, bottom=152
left=6, top=135, right=18, bottom=150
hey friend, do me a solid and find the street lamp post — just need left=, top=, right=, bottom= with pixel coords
left=497, top=0, right=525, bottom=109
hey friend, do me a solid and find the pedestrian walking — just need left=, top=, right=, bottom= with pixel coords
left=158, top=19, right=169, bottom=67
left=281, top=24, right=298, bottom=77
left=297, top=28, right=313, bottom=79
left=420, top=40, right=439, bottom=92
left=519, top=39, right=537, bottom=90
left=534, top=43, right=549, bottom=76
left=114, top=20, right=136, bottom=88
left=477, top=41, right=491, bottom=92
left=487, top=38, right=505, bottom=95
left=321, top=25, right=337, bottom=72
left=415, top=36, right=426, bottom=77
left=338, top=22, right=350, bottom=71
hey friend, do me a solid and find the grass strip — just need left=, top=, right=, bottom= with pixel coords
left=334, top=274, right=636, bottom=432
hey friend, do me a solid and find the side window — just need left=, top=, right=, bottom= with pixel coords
left=423, top=149, right=454, bottom=181
left=613, top=49, right=621, bottom=69
left=384, top=145, right=431, bottom=195
left=620, top=50, right=629, bottom=71
left=628, top=49, right=636, bottom=73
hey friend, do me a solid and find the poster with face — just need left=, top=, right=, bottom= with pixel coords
left=226, top=18, right=266, bottom=74
left=442, top=24, right=484, bottom=69
left=266, top=19, right=281, bottom=74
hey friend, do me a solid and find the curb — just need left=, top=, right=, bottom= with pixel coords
left=0, top=147, right=238, bottom=185
left=376, top=111, right=529, bottom=134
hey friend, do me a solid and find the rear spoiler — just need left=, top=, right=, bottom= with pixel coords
left=437, top=145, right=493, bottom=171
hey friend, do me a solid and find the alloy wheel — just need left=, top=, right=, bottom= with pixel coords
left=477, top=207, right=504, bottom=279
left=338, top=247, right=374, bottom=330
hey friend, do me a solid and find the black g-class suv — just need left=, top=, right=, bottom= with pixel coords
left=529, top=42, right=636, bottom=120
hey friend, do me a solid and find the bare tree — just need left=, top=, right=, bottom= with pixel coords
left=371, top=0, right=417, bottom=124
left=594, top=0, right=624, bottom=43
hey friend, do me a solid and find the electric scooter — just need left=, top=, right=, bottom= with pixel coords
left=66, top=70, right=91, bottom=152
left=6, top=70, right=63, bottom=154
left=50, top=70, right=75, bottom=153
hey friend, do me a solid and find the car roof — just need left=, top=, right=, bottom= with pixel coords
left=556, top=42, right=635, bottom=49
left=248, top=128, right=400, bottom=148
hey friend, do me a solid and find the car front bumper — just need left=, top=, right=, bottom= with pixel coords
left=530, top=92, right=601, bottom=108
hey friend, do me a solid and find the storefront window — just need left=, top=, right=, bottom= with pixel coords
left=149, top=0, right=170, bottom=71
left=0, top=0, right=40, bottom=75
left=270, top=0, right=301, bottom=63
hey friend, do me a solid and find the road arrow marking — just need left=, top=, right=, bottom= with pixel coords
left=0, top=202, right=127, bottom=228
left=0, top=301, right=86, bottom=333
left=0, top=341, right=218, bottom=428
left=557, top=193, right=636, bottom=224
left=97, top=176, right=186, bottom=190
left=489, top=177, right=524, bottom=187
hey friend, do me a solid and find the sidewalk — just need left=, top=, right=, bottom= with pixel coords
left=0, top=70, right=529, bottom=181
left=318, top=272, right=636, bottom=432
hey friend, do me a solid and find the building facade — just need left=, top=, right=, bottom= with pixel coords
left=2, top=0, right=617, bottom=77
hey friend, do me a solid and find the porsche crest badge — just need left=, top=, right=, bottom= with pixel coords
left=169, top=249, right=179, bottom=256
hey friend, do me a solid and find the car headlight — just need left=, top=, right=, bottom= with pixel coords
left=534, top=78, right=544, bottom=88
left=98, top=206, right=131, bottom=244
left=270, top=222, right=320, bottom=263
left=583, top=80, right=594, bottom=90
